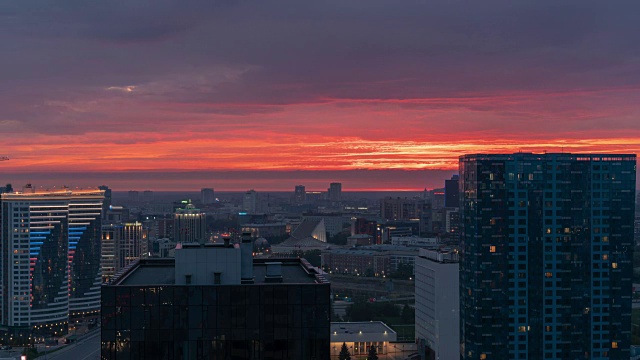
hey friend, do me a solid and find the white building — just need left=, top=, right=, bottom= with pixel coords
left=330, top=322, right=396, bottom=358
left=415, top=248, right=459, bottom=360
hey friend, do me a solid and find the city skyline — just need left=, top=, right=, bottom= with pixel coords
left=2, top=1, right=640, bottom=190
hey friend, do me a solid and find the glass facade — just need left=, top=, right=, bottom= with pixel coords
left=101, top=283, right=331, bottom=360
left=460, top=153, right=636, bottom=360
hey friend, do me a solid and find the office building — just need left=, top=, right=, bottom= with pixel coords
left=201, top=188, right=215, bottom=205
left=415, top=249, right=459, bottom=360
left=1, top=189, right=103, bottom=334
left=101, top=235, right=331, bottom=359
left=328, top=182, right=342, bottom=202
left=173, top=201, right=207, bottom=244
left=460, top=153, right=636, bottom=359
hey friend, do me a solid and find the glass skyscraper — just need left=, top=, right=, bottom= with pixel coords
left=459, top=153, right=636, bottom=360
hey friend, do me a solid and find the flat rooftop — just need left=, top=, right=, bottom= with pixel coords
left=111, top=258, right=328, bottom=286
left=331, top=322, right=396, bottom=336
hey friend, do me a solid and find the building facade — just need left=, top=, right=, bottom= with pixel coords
left=1, top=189, right=103, bottom=334
left=460, top=153, right=636, bottom=359
left=102, top=241, right=330, bottom=360
left=201, top=188, right=215, bottom=205
left=173, top=202, right=207, bottom=244
left=415, top=249, right=459, bottom=360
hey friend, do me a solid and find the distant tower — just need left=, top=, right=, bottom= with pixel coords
left=294, top=185, right=306, bottom=205
left=201, top=188, right=215, bottom=205
left=242, top=190, right=257, bottom=214
left=117, top=222, right=147, bottom=269
left=444, top=175, right=459, bottom=208
left=328, top=182, right=342, bottom=202
left=173, top=200, right=207, bottom=244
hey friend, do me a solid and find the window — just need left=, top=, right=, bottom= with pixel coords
left=611, top=263, right=617, bottom=269
left=612, top=342, right=618, bottom=349
left=214, top=272, right=222, bottom=285
left=490, top=246, right=496, bottom=253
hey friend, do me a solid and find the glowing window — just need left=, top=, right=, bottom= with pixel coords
left=602, top=254, right=608, bottom=260
left=612, top=263, right=618, bottom=269
left=490, top=246, right=496, bottom=253
left=480, top=354, right=487, bottom=360
left=518, top=326, right=527, bottom=332
left=612, top=342, right=618, bottom=349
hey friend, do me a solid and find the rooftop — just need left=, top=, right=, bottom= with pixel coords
left=330, top=322, right=397, bottom=342
left=110, top=257, right=329, bottom=286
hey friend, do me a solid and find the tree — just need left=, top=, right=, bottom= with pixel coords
left=367, top=345, right=379, bottom=360
left=339, top=342, right=352, bottom=360
left=401, top=303, right=415, bottom=323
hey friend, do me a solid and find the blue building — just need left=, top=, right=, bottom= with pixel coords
left=459, top=153, right=636, bottom=360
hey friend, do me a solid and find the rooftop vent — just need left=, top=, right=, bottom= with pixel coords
left=264, top=262, right=283, bottom=283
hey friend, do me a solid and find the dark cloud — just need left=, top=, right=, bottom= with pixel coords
left=1, top=0, right=639, bottom=140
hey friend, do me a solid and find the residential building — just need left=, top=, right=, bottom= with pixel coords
left=328, top=182, right=342, bottom=202
left=415, top=248, right=459, bottom=360
left=294, top=185, right=306, bottom=205
left=1, top=189, right=103, bottom=335
left=242, top=189, right=257, bottom=214
left=460, top=153, right=636, bottom=359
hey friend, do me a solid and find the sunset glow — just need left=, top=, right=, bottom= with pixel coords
left=1, top=1, right=639, bottom=190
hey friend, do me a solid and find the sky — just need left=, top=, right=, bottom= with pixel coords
left=1, top=1, right=639, bottom=191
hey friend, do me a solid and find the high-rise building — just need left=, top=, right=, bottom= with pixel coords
left=1, top=189, right=104, bottom=335
left=444, top=174, right=460, bottom=208
left=173, top=201, right=207, bottom=244
left=117, top=222, right=147, bottom=269
left=328, top=182, right=342, bottom=202
left=101, top=224, right=118, bottom=282
left=460, top=153, right=636, bottom=360
left=415, top=248, right=459, bottom=360
left=201, top=188, right=215, bottom=205
left=294, top=185, right=306, bottom=205
left=102, top=222, right=148, bottom=282
left=242, top=189, right=257, bottom=214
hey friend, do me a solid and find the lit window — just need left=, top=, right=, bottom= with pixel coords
left=518, top=326, right=527, bottom=332
left=545, top=272, right=552, bottom=278
left=612, top=342, right=618, bottom=349
left=480, top=354, right=487, bottom=360
left=602, top=236, right=609, bottom=242
left=602, top=254, right=608, bottom=260
left=490, top=246, right=496, bottom=253
left=612, top=263, right=618, bottom=269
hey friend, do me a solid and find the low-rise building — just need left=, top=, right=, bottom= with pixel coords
left=330, top=322, right=396, bottom=358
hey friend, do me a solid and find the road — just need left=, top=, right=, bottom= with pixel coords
left=44, top=330, right=100, bottom=360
